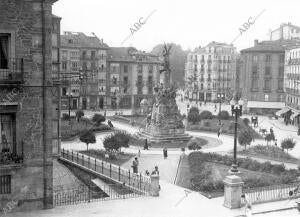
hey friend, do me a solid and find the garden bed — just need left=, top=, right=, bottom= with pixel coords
left=238, top=145, right=299, bottom=164
left=61, top=119, right=112, bottom=141
left=79, top=149, right=135, bottom=166
left=186, top=118, right=262, bottom=139
left=176, top=152, right=300, bottom=198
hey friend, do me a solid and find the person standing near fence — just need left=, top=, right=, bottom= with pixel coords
left=241, top=194, right=252, bottom=217
left=132, top=157, right=139, bottom=174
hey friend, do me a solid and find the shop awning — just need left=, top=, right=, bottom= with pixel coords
left=275, top=107, right=291, bottom=116
left=290, top=111, right=300, bottom=120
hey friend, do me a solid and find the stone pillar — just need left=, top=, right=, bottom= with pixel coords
left=223, top=175, right=243, bottom=209
left=150, top=175, right=160, bottom=196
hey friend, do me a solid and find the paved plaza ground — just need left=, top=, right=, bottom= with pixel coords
left=19, top=101, right=300, bottom=217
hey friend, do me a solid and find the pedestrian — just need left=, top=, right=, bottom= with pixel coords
left=138, top=149, right=141, bottom=157
left=270, top=127, right=273, bottom=135
left=104, top=109, right=106, bottom=118
left=199, top=102, right=202, bottom=107
left=108, top=120, right=114, bottom=128
left=144, top=139, right=149, bottom=150
left=241, top=194, right=252, bottom=217
left=298, top=127, right=300, bottom=136
left=151, top=165, right=159, bottom=175
left=132, top=157, right=139, bottom=174
left=274, top=139, right=277, bottom=146
left=145, top=170, right=150, bottom=176
left=163, top=147, right=168, bottom=159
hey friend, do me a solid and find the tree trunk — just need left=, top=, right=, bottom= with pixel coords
left=87, top=143, right=89, bottom=151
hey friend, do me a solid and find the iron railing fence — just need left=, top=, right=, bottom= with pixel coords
left=243, top=182, right=300, bottom=205
left=53, top=182, right=144, bottom=206
left=61, top=149, right=151, bottom=194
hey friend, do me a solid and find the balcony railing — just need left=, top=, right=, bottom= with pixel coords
left=0, top=58, right=24, bottom=83
left=0, top=148, right=23, bottom=166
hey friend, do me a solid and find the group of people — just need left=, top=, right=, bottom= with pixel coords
left=131, top=157, right=159, bottom=176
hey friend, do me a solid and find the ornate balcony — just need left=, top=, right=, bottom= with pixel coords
left=0, top=58, right=24, bottom=84
left=0, top=149, right=23, bottom=166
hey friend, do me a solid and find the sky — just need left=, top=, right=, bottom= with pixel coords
left=53, top=0, right=300, bottom=52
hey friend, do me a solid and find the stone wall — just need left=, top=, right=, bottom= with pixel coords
left=0, top=0, right=57, bottom=212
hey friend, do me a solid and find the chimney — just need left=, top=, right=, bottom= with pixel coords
left=254, top=39, right=259, bottom=46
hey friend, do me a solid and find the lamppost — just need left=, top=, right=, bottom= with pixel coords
left=229, top=97, right=244, bottom=174
left=67, top=92, right=73, bottom=123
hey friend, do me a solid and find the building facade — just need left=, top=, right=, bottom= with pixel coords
left=279, top=46, right=300, bottom=125
left=107, top=47, right=161, bottom=110
left=185, top=42, right=236, bottom=102
left=60, top=32, right=109, bottom=110
left=240, top=40, right=300, bottom=114
left=270, top=23, right=300, bottom=41
left=0, top=0, right=58, bottom=211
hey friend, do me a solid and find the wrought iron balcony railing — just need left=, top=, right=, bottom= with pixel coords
left=0, top=58, right=24, bottom=83
left=0, top=148, right=23, bottom=166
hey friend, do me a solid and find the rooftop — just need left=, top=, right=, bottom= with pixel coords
left=107, top=47, right=160, bottom=63
left=241, top=39, right=300, bottom=53
left=61, top=32, right=109, bottom=49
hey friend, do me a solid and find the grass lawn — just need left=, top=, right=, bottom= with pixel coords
left=187, top=118, right=263, bottom=139
left=129, top=135, right=220, bottom=149
left=79, top=149, right=135, bottom=166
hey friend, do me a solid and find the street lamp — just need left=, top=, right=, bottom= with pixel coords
left=229, top=97, right=244, bottom=174
left=67, top=92, right=73, bottom=123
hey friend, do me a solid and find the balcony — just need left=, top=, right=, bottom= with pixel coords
left=0, top=148, right=23, bottom=166
left=0, top=58, right=24, bottom=84
left=263, top=88, right=271, bottom=93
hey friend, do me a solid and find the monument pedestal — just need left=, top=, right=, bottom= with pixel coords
left=139, top=86, right=191, bottom=146
left=223, top=175, right=244, bottom=209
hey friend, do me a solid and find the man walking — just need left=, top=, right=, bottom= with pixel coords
left=163, top=147, right=168, bottom=159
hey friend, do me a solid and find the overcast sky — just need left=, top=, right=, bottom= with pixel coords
left=53, top=0, right=300, bottom=52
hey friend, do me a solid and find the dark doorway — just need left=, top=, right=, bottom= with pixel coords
left=99, top=97, right=104, bottom=109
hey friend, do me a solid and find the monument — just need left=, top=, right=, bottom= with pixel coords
left=139, top=44, right=191, bottom=146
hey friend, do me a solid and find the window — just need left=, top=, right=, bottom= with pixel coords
left=278, top=79, right=284, bottom=90
left=0, top=35, right=9, bottom=69
left=91, top=51, right=96, bottom=59
left=265, top=54, right=271, bottom=62
left=112, top=76, right=117, bottom=84
left=0, top=175, right=11, bottom=194
left=208, top=74, right=211, bottom=81
left=138, top=64, right=143, bottom=73
left=200, top=83, right=203, bottom=90
left=252, top=55, right=258, bottom=63
left=278, top=66, right=284, bottom=77
left=82, top=62, right=87, bottom=70
left=71, top=61, right=78, bottom=71
left=264, top=94, right=269, bottom=101
left=62, top=61, right=67, bottom=70
left=91, top=62, right=96, bottom=70
left=62, top=50, right=67, bottom=58
left=201, top=65, right=204, bottom=72
left=0, top=114, right=15, bottom=155
left=123, top=76, right=128, bottom=85
left=148, top=65, right=153, bottom=73
left=207, top=83, right=211, bottom=90
left=264, top=79, right=271, bottom=90
left=82, top=50, right=86, bottom=59
left=251, top=78, right=258, bottom=89
left=194, top=64, right=197, bottom=72
left=123, top=87, right=127, bottom=94
left=279, top=54, right=285, bottom=63
left=68, top=39, right=73, bottom=44
left=265, top=66, right=271, bottom=75
left=124, top=65, right=128, bottom=73
left=137, top=75, right=143, bottom=85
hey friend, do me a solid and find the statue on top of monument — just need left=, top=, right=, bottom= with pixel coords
left=159, top=43, right=172, bottom=88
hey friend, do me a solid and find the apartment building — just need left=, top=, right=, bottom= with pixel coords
left=107, top=47, right=161, bottom=109
left=60, top=32, right=109, bottom=110
left=185, top=42, right=236, bottom=102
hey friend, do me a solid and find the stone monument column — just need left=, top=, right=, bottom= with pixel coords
left=223, top=175, right=244, bottom=209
